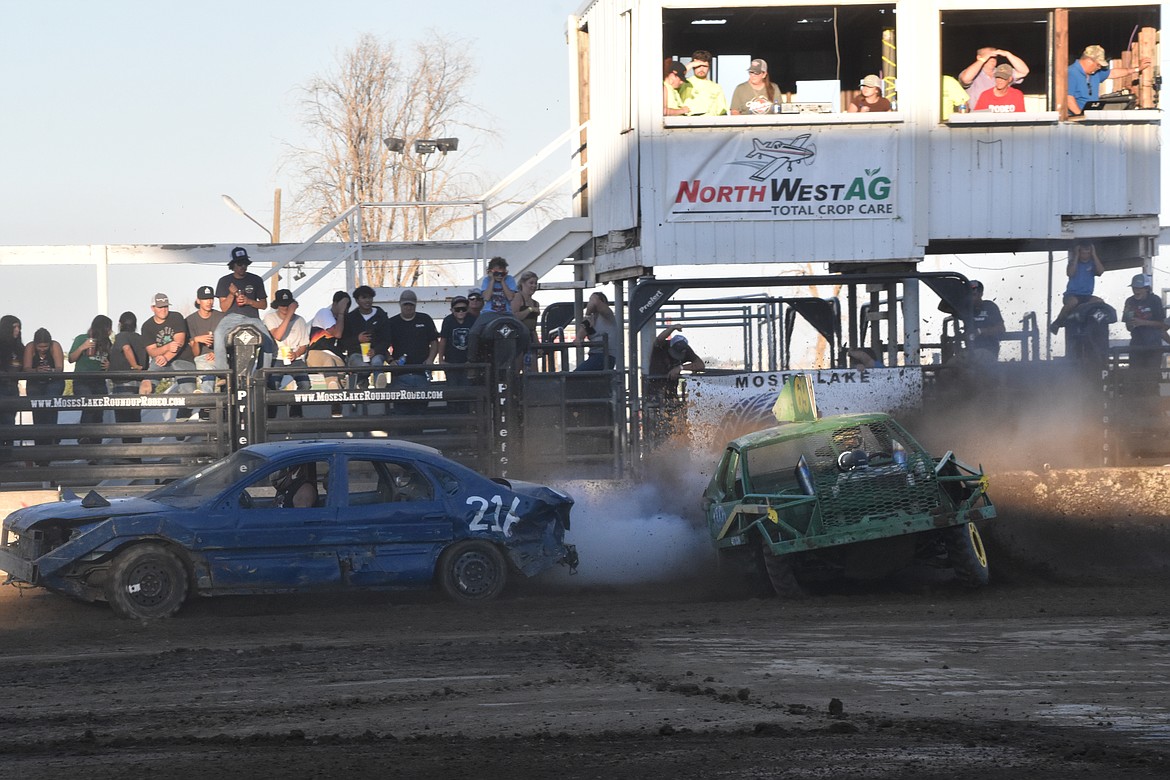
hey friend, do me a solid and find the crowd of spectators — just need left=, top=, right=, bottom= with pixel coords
left=665, top=40, right=1149, bottom=119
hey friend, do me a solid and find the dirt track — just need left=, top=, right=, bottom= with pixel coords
left=1, top=468, right=1170, bottom=778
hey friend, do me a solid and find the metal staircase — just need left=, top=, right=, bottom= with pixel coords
left=275, top=123, right=594, bottom=306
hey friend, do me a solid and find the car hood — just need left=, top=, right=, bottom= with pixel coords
left=2, top=496, right=166, bottom=532
left=505, top=479, right=574, bottom=508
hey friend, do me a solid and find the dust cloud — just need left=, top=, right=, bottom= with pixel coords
left=554, top=452, right=715, bottom=586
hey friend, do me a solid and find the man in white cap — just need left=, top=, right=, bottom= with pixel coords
left=1067, top=44, right=1151, bottom=115
left=1122, top=273, right=1167, bottom=369
left=645, top=325, right=705, bottom=441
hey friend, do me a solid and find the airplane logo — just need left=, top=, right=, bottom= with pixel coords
left=737, top=135, right=817, bottom=180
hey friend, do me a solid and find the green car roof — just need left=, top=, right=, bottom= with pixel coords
left=729, top=412, right=896, bottom=452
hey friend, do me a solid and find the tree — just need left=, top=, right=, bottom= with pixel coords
left=289, top=32, right=482, bottom=288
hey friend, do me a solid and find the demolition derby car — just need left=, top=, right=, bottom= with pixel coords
left=703, top=378, right=995, bottom=596
left=0, top=440, right=576, bottom=618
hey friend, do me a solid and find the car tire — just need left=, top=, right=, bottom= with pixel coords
left=438, top=540, right=508, bottom=604
left=763, top=551, right=806, bottom=599
left=944, top=522, right=989, bottom=587
left=715, top=545, right=774, bottom=599
left=104, top=543, right=190, bottom=619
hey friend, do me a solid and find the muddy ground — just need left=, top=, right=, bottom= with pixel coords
left=1, top=468, right=1169, bottom=779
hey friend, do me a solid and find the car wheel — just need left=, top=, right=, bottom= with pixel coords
left=438, top=540, right=508, bottom=604
left=944, top=522, right=989, bottom=587
left=763, top=551, right=806, bottom=599
left=104, top=543, right=190, bottom=619
left=715, top=545, right=774, bottom=599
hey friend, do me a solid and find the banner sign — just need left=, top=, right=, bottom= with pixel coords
left=685, top=368, right=922, bottom=449
left=667, top=131, right=898, bottom=222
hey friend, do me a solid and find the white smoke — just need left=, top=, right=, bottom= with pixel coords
left=549, top=476, right=714, bottom=586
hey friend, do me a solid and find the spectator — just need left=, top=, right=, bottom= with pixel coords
left=342, top=285, right=391, bottom=389
left=974, top=63, right=1025, bottom=112
left=479, top=257, right=517, bottom=314
left=645, top=327, right=705, bottom=441
left=663, top=61, right=690, bottom=116
left=384, top=289, right=439, bottom=415
left=848, top=74, right=892, bottom=113
left=108, top=311, right=148, bottom=446
left=263, top=289, right=312, bottom=419
left=307, top=290, right=350, bottom=417
left=1122, top=273, right=1167, bottom=369
left=141, top=292, right=196, bottom=400
left=647, top=326, right=704, bottom=397
left=187, top=285, right=224, bottom=395
left=466, top=289, right=485, bottom=320
left=1067, top=45, right=1150, bottom=116
left=940, top=75, right=970, bottom=120
left=215, top=246, right=268, bottom=318
left=68, top=314, right=113, bottom=444
left=958, top=47, right=1029, bottom=106
left=681, top=50, right=728, bottom=116
left=22, top=328, right=64, bottom=451
left=1051, top=242, right=1105, bottom=334
left=437, top=295, right=473, bottom=382
left=968, top=280, right=1006, bottom=360
left=0, top=315, right=22, bottom=445
left=573, top=291, right=618, bottom=371
left=730, top=58, right=778, bottom=115
left=512, top=270, right=541, bottom=370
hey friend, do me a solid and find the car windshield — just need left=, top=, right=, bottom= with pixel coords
left=146, top=451, right=268, bottom=506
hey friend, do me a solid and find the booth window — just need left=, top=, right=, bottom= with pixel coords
left=940, top=5, right=1159, bottom=118
left=662, top=4, right=897, bottom=118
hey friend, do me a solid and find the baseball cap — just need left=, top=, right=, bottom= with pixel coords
left=196, top=285, right=214, bottom=300
left=993, top=63, right=1013, bottom=81
left=467, top=289, right=484, bottom=300
left=668, top=334, right=689, bottom=360
left=451, top=295, right=469, bottom=308
left=748, top=58, right=767, bottom=74
left=1082, top=45, right=1109, bottom=68
left=399, top=289, right=418, bottom=303
left=229, top=246, right=251, bottom=266
left=152, top=293, right=171, bottom=307
left=274, top=289, right=296, bottom=306
left=667, top=61, right=686, bottom=80
left=1131, top=273, right=1152, bottom=288
left=860, top=74, right=881, bottom=89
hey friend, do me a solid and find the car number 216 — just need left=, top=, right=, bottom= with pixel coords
left=466, top=495, right=522, bottom=537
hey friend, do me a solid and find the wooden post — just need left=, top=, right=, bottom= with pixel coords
left=1138, top=27, right=1158, bottom=108
left=1054, top=9, right=1068, bottom=120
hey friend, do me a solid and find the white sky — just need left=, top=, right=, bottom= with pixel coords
left=1, top=0, right=571, bottom=346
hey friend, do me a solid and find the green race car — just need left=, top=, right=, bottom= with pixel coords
left=702, top=408, right=996, bottom=597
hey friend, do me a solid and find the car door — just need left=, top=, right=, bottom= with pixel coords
left=199, top=457, right=341, bottom=591
left=337, top=456, right=454, bottom=587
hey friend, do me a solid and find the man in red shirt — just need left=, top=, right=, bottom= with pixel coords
left=975, top=63, right=1025, bottom=113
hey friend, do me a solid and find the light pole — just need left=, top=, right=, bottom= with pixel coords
left=222, top=189, right=282, bottom=296
left=383, top=137, right=458, bottom=241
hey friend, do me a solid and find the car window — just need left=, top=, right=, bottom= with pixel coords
left=148, top=450, right=267, bottom=505
left=346, top=459, right=434, bottom=506
left=239, top=460, right=329, bottom=510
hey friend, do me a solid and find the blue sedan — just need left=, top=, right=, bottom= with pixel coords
left=0, top=440, right=577, bottom=619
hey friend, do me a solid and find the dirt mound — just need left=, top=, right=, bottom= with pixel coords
left=984, top=468, right=1170, bottom=584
